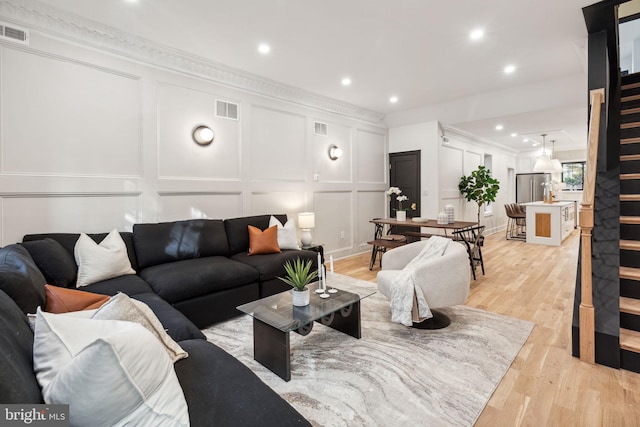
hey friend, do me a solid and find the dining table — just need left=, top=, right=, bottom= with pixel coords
left=367, top=217, right=478, bottom=270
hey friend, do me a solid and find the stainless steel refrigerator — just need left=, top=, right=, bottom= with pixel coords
left=516, top=173, right=550, bottom=203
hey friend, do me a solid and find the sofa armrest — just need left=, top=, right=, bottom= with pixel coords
left=175, top=339, right=310, bottom=426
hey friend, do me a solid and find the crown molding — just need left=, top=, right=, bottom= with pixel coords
left=442, top=125, right=519, bottom=155
left=0, top=0, right=385, bottom=124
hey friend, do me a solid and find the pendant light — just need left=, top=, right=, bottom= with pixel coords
left=533, top=133, right=555, bottom=172
left=550, top=140, right=563, bottom=173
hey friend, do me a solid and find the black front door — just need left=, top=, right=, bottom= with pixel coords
left=389, top=150, right=421, bottom=221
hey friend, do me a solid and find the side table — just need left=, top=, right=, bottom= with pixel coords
left=301, top=243, right=324, bottom=264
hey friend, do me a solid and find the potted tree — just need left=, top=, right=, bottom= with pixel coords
left=278, top=258, right=318, bottom=306
left=458, top=165, right=500, bottom=225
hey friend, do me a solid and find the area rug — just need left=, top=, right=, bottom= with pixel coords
left=202, top=274, right=534, bottom=427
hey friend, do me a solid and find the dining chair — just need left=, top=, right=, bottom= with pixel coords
left=452, top=225, right=485, bottom=280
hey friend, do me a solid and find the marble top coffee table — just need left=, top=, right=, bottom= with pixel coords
left=237, top=281, right=375, bottom=381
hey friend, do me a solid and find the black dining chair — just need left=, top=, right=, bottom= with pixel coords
left=452, top=225, right=485, bottom=280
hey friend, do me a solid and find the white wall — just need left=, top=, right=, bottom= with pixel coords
left=388, top=122, right=517, bottom=235
left=388, top=121, right=440, bottom=219
left=0, top=32, right=387, bottom=258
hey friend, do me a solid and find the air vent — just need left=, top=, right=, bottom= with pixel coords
left=0, top=22, right=29, bottom=45
left=314, top=121, right=328, bottom=136
left=216, top=100, right=239, bottom=120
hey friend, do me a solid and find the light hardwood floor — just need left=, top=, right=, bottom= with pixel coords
left=333, top=231, right=640, bottom=426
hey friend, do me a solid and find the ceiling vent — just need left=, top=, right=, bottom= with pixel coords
left=314, top=121, right=328, bottom=136
left=216, top=100, right=239, bottom=120
left=0, top=22, right=29, bottom=45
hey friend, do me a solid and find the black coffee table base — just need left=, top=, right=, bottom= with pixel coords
left=253, top=301, right=362, bottom=381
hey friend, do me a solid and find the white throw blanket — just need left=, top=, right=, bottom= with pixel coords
left=390, top=236, right=451, bottom=326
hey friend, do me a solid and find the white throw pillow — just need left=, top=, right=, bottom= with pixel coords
left=33, top=310, right=189, bottom=427
left=74, top=229, right=136, bottom=288
left=92, top=293, right=188, bottom=362
left=269, top=216, right=300, bottom=250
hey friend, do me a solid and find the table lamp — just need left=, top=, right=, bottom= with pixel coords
left=298, top=212, right=315, bottom=246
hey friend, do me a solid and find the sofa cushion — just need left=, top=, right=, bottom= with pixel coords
left=0, top=290, right=43, bottom=404
left=134, top=219, right=229, bottom=269
left=22, top=232, right=139, bottom=273
left=0, top=244, right=47, bottom=314
left=45, top=284, right=109, bottom=313
left=74, top=230, right=136, bottom=288
left=225, top=214, right=287, bottom=255
left=248, top=225, right=281, bottom=255
left=92, top=293, right=188, bottom=363
left=175, top=339, right=310, bottom=427
left=21, top=238, right=77, bottom=288
left=269, top=215, right=300, bottom=250
left=33, top=311, right=189, bottom=426
left=231, top=249, right=318, bottom=283
left=79, top=274, right=154, bottom=297
left=132, top=292, right=205, bottom=341
left=139, top=256, right=259, bottom=303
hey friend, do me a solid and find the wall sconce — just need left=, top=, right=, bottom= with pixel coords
left=192, top=125, right=214, bottom=146
left=328, top=144, right=343, bottom=160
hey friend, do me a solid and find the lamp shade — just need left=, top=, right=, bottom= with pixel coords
left=533, top=156, right=555, bottom=172
left=551, top=158, right=563, bottom=173
left=298, top=212, right=315, bottom=229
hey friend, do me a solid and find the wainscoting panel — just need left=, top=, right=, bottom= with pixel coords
left=356, top=191, right=385, bottom=249
left=314, top=121, right=352, bottom=183
left=464, top=151, right=483, bottom=175
left=250, top=106, right=306, bottom=182
left=1, top=47, right=142, bottom=177
left=1, top=193, right=141, bottom=245
left=158, top=192, right=243, bottom=222
left=157, top=83, right=241, bottom=180
left=440, top=145, right=465, bottom=200
left=356, top=129, right=386, bottom=184
left=250, top=192, right=307, bottom=220
left=314, top=191, right=353, bottom=252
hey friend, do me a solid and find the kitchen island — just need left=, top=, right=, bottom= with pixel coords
left=523, top=201, right=576, bottom=246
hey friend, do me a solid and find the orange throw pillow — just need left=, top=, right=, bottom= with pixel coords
left=45, top=284, right=110, bottom=313
left=248, top=225, right=281, bottom=256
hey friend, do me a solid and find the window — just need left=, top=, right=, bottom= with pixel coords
left=562, top=161, right=585, bottom=190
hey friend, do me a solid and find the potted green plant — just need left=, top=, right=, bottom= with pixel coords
left=278, top=258, right=318, bottom=306
left=458, top=165, right=500, bottom=225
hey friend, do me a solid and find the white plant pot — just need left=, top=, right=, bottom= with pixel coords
left=396, top=210, right=407, bottom=221
left=292, top=288, right=310, bottom=306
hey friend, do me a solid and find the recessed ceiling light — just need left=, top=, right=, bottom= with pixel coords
left=123, top=0, right=138, bottom=3
left=470, top=29, right=484, bottom=40
left=389, top=96, right=398, bottom=104
left=510, top=133, right=518, bottom=137
left=258, top=44, right=271, bottom=54
left=523, top=138, right=529, bottom=143
left=532, top=142, right=540, bottom=147
left=341, top=77, right=352, bottom=86
left=504, top=64, right=516, bottom=74
left=495, top=124, right=504, bottom=131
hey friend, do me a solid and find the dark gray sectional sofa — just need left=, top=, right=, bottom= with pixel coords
left=0, top=214, right=316, bottom=426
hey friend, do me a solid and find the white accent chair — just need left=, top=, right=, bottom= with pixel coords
left=376, top=239, right=470, bottom=328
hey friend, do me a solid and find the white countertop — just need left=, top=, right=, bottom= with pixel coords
left=522, top=201, right=575, bottom=207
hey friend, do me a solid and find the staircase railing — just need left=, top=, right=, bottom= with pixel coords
left=579, top=88, right=605, bottom=364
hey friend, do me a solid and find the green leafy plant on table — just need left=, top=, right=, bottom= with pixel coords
left=279, top=258, right=318, bottom=291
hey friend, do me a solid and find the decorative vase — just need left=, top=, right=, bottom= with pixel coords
left=396, top=210, right=407, bottom=221
left=292, top=288, right=310, bottom=306
left=437, top=211, right=448, bottom=225
left=445, top=204, right=455, bottom=223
